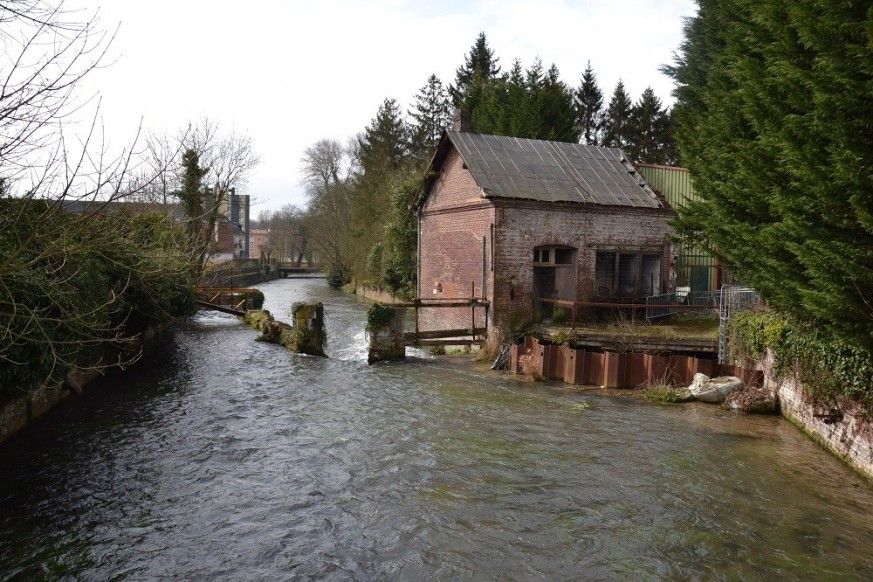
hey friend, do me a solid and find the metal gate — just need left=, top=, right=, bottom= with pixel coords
left=717, top=285, right=761, bottom=364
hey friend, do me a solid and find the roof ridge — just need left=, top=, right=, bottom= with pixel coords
left=446, top=129, right=623, bottom=153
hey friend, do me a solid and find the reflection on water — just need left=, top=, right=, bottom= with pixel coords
left=1, top=278, right=872, bottom=579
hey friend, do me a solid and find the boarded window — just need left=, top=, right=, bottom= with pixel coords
left=554, top=248, right=573, bottom=264
left=641, top=254, right=662, bottom=295
left=595, top=252, right=616, bottom=296
left=595, top=250, right=663, bottom=298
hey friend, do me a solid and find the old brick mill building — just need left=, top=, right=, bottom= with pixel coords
left=415, top=121, right=675, bottom=333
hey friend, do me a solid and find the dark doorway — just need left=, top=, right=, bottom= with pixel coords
left=533, top=246, right=576, bottom=321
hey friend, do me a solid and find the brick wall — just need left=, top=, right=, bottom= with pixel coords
left=417, top=144, right=674, bottom=333
left=419, top=148, right=494, bottom=331
left=492, top=200, right=673, bottom=328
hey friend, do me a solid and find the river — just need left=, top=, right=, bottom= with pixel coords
left=1, top=278, right=872, bottom=579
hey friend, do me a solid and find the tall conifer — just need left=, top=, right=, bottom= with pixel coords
left=575, top=61, right=603, bottom=145
left=450, top=32, right=501, bottom=107
left=357, top=98, right=408, bottom=174
left=408, top=74, right=451, bottom=163
left=601, top=81, right=633, bottom=149
left=628, top=87, right=669, bottom=163
left=666, top=0, right=873, bottom=348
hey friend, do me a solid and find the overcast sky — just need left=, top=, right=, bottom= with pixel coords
left=79, top=0, right=697, bottom=215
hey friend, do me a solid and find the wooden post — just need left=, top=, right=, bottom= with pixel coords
left=414, top=299, right=419, bottom=345
left=470, top=281, right=475, bottom=342
left=482, top=236, right=487, bottom=300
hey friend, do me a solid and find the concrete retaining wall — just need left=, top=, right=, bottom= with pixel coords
left=0, top=382, right=71, bottom=444
left=0, top=322, right=169, bottom=446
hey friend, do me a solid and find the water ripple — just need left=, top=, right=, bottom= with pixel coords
left=1, top=278, right=872, bottom=579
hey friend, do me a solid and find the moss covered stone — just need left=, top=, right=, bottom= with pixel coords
left=243, top=304, right=326, bottom=356
left=244, top=309, right=273, bottom=332
left=366, top=304, right=405, bottom=364
left=288, top=302, right=326, bottom=356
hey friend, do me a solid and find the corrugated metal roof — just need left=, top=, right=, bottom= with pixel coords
left=446, top=131, right=663, bottom=209
left=637, top=164, right=696, bottom=210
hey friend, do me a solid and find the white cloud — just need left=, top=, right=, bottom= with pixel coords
left=75, top=0, right=696, bottom=212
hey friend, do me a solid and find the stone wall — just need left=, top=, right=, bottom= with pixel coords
left=759, top=350, right=873, bottom=482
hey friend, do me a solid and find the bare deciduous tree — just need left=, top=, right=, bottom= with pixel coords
left=0, top=1, right=192, bottom=393
left=185, top=117, right=258, bottom=194
left=301, top=138, right=345, bottom=193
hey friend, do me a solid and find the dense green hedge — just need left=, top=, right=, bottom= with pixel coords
left=730, top=311, right=873, bottom=412
left=0, top=202, right=196, bottom=403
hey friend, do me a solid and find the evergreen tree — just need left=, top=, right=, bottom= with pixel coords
left=601, top=80, right=634, bottom=149
left=575, top=61, right=603, bottom=145
left=408, top=74, right=451, bottom=164
left=381, top=175, right=420, bottom=298
left=534, top=64, right=579, bottom=142
left=178, top=148, right=208, bottom=239
left=666, top=0, right=873, bottom=348
left=351, top=99, right=410, bottom=281
left=474, top=59, right=578, bottom=142
left=450, top=32, right=501, bottom=106
left=627, top=87, right=670, bottom=163
left=357, top=98, right=408, bottom=174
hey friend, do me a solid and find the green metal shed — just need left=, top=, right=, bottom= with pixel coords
left=637, top=164, right=722, bottom=292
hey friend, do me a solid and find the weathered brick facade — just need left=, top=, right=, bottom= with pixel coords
left=418, top=149, right=493, bottom=331
left=492, top=201, right=673, bottom=327
left=417, top=138, right=674, bottom=333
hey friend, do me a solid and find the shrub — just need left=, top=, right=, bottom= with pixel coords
left=246, top=289, right=265, bottom=310
left=366, top=303, right=396, bottom=335
left=730, top=311, right=873, bottom=413
left=644, top=384, right=685, bottom=404
left=0, top=203, right=196, bottom=403
left=326, top=264, right=350, bottom=289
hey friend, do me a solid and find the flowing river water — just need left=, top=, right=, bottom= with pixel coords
left=1, top=278, right=872, bottom=579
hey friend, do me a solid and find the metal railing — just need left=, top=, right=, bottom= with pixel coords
left=537, top=297, right=721, bottom=327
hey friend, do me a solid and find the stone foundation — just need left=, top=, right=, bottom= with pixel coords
left=367, top=307, right=406, bottom=365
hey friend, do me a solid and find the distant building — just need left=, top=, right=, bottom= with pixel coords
left=416, top=115, right=674, bottom=332
left=249, top=228, right=271, bottom=260
left=209, top=189, right=251, bottom=264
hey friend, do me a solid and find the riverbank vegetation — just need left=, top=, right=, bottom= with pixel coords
left=667, top=1, right=873, bottom=408
left=730, top=311, right=873, bottom=413
left=0, top=201, right=196, bottom=404
left=258, top=33, right=678, bottom=299
left=0, top=2, right=225, bottom=403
